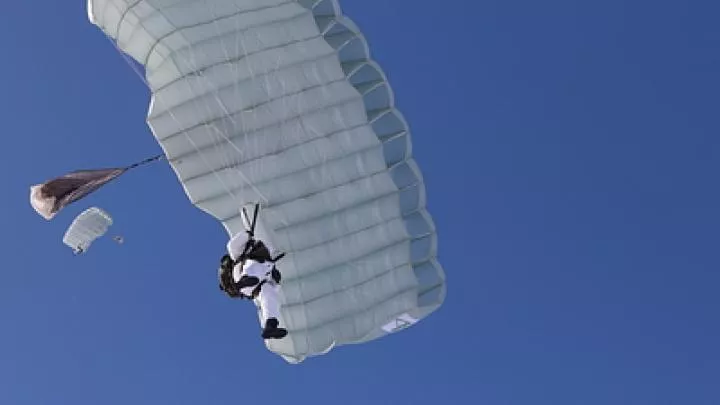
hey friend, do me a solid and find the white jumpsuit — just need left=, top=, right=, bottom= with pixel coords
left=226, top=232, right=283, bottom=326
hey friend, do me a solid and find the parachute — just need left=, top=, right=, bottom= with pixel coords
left=30, top=155, right=163, bottom=220
left=63, top=207, right=114, bottom=254
left=86, top=0, right=446, bottom=363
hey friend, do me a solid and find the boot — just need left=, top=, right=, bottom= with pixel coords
left=262, top=318, right=288, bottom=339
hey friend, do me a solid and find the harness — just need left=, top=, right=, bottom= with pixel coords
left=217, top=203, right=284, bottom=300
left=218, top=239, right=285, bottom=300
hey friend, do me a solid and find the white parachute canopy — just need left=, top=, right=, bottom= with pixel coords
left=63, top=207, right=113, bottom=254
left=87, top=0, right=446, bottom=363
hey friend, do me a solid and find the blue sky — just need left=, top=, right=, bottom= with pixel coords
left=1, top=1, right=719, bottom=404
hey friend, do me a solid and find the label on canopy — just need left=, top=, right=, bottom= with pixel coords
left=381, top=313, right=418, bottom=333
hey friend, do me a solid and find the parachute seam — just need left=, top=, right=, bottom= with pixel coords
left=149, top=49, right=338, bottom=121
left=281, top=261, right=418, bottom=308
left=283, top=232, right=434, bottom=283
left=170, top=112, right=365, bottom=162
left=154, top=78, right=351, bottom=141
left=162, top=96, right=361, bottom=160
left=179, top=121, right=368, bottom=183
left=150, top=34, right=322, bottom=94
left=207, top=161, right=407, bottom=217
left=283, top=209, right=409, bottom=258
left=271, top=181, right=419, bottom=233
left=418, top=283, right=444, bottom=301
left=158, top=88, right=356, bottom=146
left=219, top=172, right=396, bottom=225
left=193, top=144, right=389, bottom=206
left=114, top=0, right=143, bottom=40
left=278, top=207, right=427, bottom=257
left=352, top=79, right=385, bottom=96
left=149, top=9, right=315, bottom=88
left=283, top=282, right=423, bottom=335
left=323, top=31, right=358, bottom=54
left=141, top=1, right=298, bottom=68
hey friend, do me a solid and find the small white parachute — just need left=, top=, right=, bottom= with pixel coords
left=62, top=207, right=113, bottom=254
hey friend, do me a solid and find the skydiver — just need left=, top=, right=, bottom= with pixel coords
left=217, top=204, right=287, bottom=340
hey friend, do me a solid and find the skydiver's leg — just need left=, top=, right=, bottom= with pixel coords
left=259, top=283, right=281, bottom=321
left=234, top=262, right=262, bottom=296
left=259, top=283, right=287, bottom=339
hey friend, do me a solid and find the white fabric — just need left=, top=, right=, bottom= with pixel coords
left=88, top=0, right=447, bottom=363
left=29, top=185, right=55, bottom=220
left=226, top=231, right=251, bottom=262
left=62, top=207, right=113, bottom=253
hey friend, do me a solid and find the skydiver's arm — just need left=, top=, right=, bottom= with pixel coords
left=226, top=232, right=250, bottom=260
